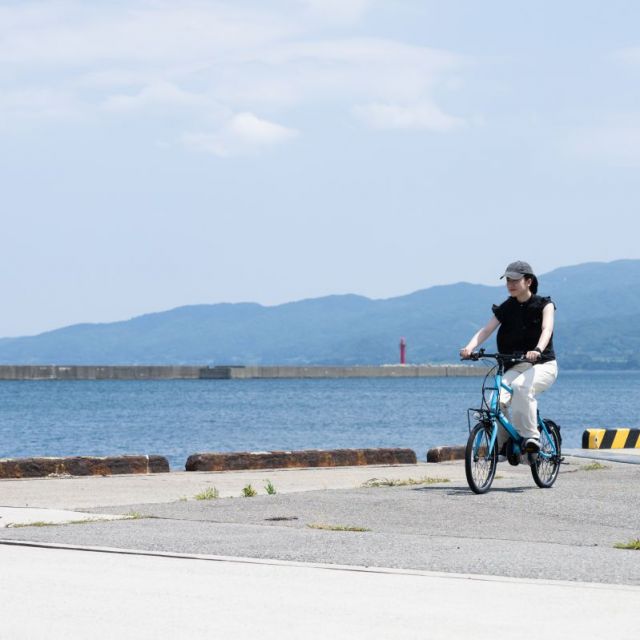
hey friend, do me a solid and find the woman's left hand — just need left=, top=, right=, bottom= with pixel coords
left=525, top=350, right=541, bottom=363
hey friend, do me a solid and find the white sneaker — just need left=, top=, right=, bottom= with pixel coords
left=523, top=438, right=540, bottom=453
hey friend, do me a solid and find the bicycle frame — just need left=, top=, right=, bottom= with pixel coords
left=467, top=354, right=558, bottom=461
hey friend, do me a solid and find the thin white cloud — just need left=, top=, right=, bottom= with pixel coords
left=204, top=38, right=469, bottom=132
left=103, top=81, right=206, bottom=113
left=298, top=0, right=372, bottom=24
left=0, top=87, right=81, bottom=123
left=230, top=112, right=298, bottom=144
left=267, top=37, right=463, bottom=69
left=0, top=1, right=472, bottom=151
left=0, top=2, right=296, bottom=66
left=181, top=112, right=299, bottom=157
left=353, top=102, right=466, bottom=131
left=258, top=38, right=467, bottom=103
left=570, top=117, right=640, bottom=168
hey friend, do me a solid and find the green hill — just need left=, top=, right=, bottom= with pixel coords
left=0, top=260, right=638, bottom=368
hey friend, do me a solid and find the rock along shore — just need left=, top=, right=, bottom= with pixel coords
left=0, top=448, right=416, bottom=478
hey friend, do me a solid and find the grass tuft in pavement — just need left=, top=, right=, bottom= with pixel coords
left=8, top=517, right=117, bottom=528
left=362, top=476, right=450, bottom=488
left=194, top=487, right=220, bottom=500
left=614, top=538, right=640, bottom=550
left=307, top=523, right=371, bottom=532
left=125, top=511, right=145, bottom=519
left=581, top=462, right=608, bottom=471
left=242, top=484, right=257, bottom=497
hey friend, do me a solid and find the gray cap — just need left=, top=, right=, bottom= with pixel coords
left=500, top=260, right=534, bottom=279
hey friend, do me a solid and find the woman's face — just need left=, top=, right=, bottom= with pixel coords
left=506, top=276, right=531, bottom=298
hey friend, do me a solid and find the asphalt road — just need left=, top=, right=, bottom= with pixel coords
left=3, top=457, right=639, bottom=585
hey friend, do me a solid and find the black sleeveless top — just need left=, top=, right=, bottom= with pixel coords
left=492, top=295, right=556, bottom=367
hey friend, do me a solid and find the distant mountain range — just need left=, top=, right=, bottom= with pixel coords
left=1, top=260, right=639, bottom=369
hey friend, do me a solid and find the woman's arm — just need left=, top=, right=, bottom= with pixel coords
left=460, top=316, right=500, bottom=359
left=526, top=302, right=555, bottom=362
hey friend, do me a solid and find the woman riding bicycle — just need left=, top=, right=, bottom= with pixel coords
left=459, top=260, right=557, bottom=453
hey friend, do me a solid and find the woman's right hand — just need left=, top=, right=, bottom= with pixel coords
left=459, top=346, right=473, bottom=360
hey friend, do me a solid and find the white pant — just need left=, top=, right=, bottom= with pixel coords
left=499, top=360, right=558, bottom=442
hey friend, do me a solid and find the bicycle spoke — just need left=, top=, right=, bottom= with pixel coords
left=465, top=423, right=497, bottom=493
left=531, top=423, right=561, bottom=488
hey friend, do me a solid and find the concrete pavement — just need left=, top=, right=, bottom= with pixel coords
left=0, top=461, right=448, bottom=511
left=1, top=449, right=637, bottom=513
left=1, top=542, right=638, bottom=639
left=3, top=454, right=639, bottom=584
left=1, top=455, right=639, bottom=638
left=563, top=447, right=640, bottom=464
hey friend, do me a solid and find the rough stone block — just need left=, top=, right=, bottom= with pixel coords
left=426, top=446, right=465, bottom=463
left=185, top=447, right=417, bottom=471
left=0, top=455, right=170, bottom=478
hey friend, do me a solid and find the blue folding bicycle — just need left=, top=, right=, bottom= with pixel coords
left=463, top=350, right=562, bottom=494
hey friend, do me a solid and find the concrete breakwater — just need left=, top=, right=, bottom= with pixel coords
left=0, top=364, right=487, bottom=380
left=0, top=365, right=202, bottom=380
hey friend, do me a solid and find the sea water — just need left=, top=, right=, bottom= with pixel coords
left=0, top=371, right=637, bottom=469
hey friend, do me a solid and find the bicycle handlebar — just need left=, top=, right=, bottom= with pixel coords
left=461, top=349, right=529, bottom=363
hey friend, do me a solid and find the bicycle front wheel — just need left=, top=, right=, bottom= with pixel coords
left=465, top=422, right=497, bottom=494
left=530, top=421, right=561, bottom=488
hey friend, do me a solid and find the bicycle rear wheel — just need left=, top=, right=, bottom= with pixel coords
left=465, top=422, right=497, bottom=494
left=530, top=420, right=561, bottom=488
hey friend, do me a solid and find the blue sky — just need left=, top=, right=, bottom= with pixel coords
left=2, top=0, right=639, bottom=336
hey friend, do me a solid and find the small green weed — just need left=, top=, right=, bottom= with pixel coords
left=8, top=517, right=109, bottom=529
left=362, top=476, right=450, bottom=488
left=307, top=523, right=371, bottom=532
left=614, top=538, right=640, bottom=550
left=194, top=486, right=220, bottom=500
left=125, top=511, right=145, bottom=519
left=8, top=521, right=55, bottom=528
left=242, top=484, right=257, bottom=497
left=264, top=480, right=277, bottom=495
left=581, top=462, right=608, bottom=471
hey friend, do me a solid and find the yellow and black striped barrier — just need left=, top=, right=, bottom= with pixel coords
left=582, top=428, right=640, bottom=449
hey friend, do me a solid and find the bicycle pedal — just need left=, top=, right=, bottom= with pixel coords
left=505, top=441, right=520, bottom=466
left=507, top=453, right=520, bottom=466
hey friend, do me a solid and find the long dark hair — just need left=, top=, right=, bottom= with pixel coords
left=525, top=274, right=538, bottom=295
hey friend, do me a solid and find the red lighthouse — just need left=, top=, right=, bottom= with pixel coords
left=400, top=337, right=406, bottom=364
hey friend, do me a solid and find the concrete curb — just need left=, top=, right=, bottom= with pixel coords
left=8, top=539, right=640, bottom=590
left=185, top=448, right=417, bottom=472
left=426, top=445, right=466, bottom=463
left=582, top=428, right=640, bottom=449
left=0, top=455, right=170, bottom=478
